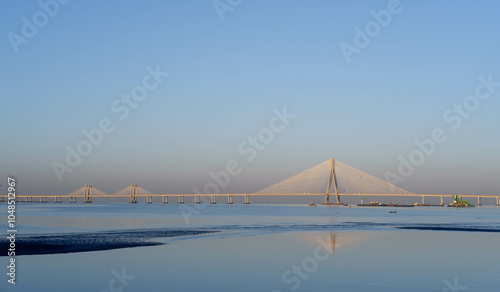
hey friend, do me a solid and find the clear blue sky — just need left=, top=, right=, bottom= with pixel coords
left=1, top=0, right=499, bottom=197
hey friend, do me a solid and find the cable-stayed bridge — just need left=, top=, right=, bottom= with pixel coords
left=2, top=158, right=499, bottom=206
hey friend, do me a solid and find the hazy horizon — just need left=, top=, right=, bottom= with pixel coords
left=2, top=1, right=500, bottom=196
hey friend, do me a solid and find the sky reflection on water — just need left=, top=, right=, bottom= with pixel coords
left=1, top=204, right=499, bottom=291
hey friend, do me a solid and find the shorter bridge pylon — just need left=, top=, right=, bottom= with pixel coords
left=84, top=185, right=93, bottom=203
left=130, top=184, right=138, bottom=203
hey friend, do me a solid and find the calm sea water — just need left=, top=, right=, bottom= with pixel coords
left=1, top=203, right=499, bottom=291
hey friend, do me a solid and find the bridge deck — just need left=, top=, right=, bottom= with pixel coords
left=3, top=193, right=499, bottom=198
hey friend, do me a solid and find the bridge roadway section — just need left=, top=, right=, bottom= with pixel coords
left=2, top=193, right=499, bottom=206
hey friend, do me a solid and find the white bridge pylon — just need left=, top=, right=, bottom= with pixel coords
left=128, top=184, right=153, bottom=203
left=110, top=186, right=153, bottom=196
left=66, top=185, right=109, bottom=203
left=257, top=158, right=413, bottom=204
left=67, top=186, right=108, bottom=197
left=108, top=185, right=154, bottom=203
left=65, top=185, right=154, bottom=203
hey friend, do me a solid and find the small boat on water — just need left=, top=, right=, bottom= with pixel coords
left=309, top=203, right=316, bottom=207
left=389, top=211, right=397, bottom=213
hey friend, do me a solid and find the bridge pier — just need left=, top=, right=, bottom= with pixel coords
left=211, top=195, right=217, bottom=204
left=422, top=195, right=425, bottom=205
left=146, top=196, right=152, bottom=203
left=162, top=196, right=168, bottom=204
left=497, top=197, right=500, bottom=206
left=69, top=196, right=76, bottom=203
left=440, top=196, right=444, bottom=206
left=244, top=195, right=250, bottom=204
left=478, top=197, right=482, bottom=206
left=178, top=196, right=184, bottom=204
left=227, top=195, right=233, bottom=204
left=194, top=196, right=200, bottom=204
left=55, top=197, right=62, bottom=203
